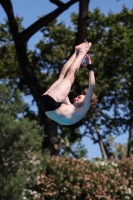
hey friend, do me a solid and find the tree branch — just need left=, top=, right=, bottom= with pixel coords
left=50, top=0, right=65, bottom=7
left=66, top=146, right=79, bottom=159
left=22, top=0, right=79, bottom=41
left=127, top=89, right=133, bottom=157
left=0, top=0, right=79, bottom=42
left=0, top=0, right=19, bottom=38
left=92, top=113, right=107, bottom=159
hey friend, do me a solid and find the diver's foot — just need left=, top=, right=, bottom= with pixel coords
left=75, top=41, right=92, bottom=52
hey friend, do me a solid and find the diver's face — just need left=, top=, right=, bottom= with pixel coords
left=73, top=95, right=85, bottom=105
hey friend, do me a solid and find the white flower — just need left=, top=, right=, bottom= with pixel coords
left=119, top=186, right=132, bottom=195
left=125, top=196, right=130, bottom=200
left=81, top=158, right=88, bottom=161
left=111, top=162, right=118, bottom=167
left=95, top=161, right=108, bottom=166
left=119, top=186, right=124, bottom=190
left=33, top=191, right=37, bottom=194
left=127, top=188, right=132, bottom=194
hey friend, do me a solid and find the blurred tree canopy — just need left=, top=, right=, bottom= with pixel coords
left=0, top=0, right=133, bottom=159
left=0, top=84, right=47, bottom=200
left=0, top=0, right=90, bottom=156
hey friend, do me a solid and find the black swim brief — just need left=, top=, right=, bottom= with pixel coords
left=40, top=95, right=62, bottom=112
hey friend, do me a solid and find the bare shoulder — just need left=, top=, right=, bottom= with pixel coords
left=75, top=105, right=87, bottom=117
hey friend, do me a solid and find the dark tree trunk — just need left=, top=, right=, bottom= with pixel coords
left=43, top=117, right=61, bottom=157
left=92, top=114, right=107, bottom=159
left=127, top=83, right=133, bottom=157
left=73, top=0, right=90, bottom=50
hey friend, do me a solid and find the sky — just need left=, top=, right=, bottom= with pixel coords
left=0, top=0, right=132, bottom=159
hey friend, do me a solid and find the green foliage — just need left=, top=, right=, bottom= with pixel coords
left=29, top=20, right=88, bottom=157
left=0, top=84, right=46, bottom=200
left=34, top=157, right=133, bottom=200
left=105, top=135, right=127, bottom=159
left=1, top=6, right=133, bottom=157
left=30, top=6, right=133, bottom=157
left=71, top=6, right=133, bottom=156
left=0, top=17, right=26, bottom=92
left=89, top=7, right=133, bottom=156
left=32, top=20, right=75, bottom=88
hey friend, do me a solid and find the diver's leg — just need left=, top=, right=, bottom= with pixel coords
left=43, top=51, right=78, bottom=95
left=47, top=42, right=92, bottom=102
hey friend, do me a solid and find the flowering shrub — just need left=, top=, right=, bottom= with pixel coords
left=27, top=158, right=133, bottom=200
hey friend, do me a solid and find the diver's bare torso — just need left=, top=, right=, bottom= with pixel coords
left=45, top=103, right=86, bottom=125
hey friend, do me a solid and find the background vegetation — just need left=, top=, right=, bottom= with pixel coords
left=35, top=157, right=133, bottom=200
left=0, top=0, right=133, bottom=199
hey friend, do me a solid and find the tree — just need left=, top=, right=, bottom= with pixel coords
left=1, top=1, right=132, bottom=159
left=85, top=6, right=133, bottom=158
left=0, top=0, right=90, bottom=156
left=0, top=17, right=89, bottom=159
left=0, top=84, right=46, bottom=200
left=27, top=6, right=133, bottom=159
left=105, top=135, right=127, bottom=159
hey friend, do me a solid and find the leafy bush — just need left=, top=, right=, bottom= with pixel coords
left=0, top=84, right=46, bottom=200
left=34, top=157, right=133, bottom=200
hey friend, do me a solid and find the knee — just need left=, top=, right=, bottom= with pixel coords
left=59, top=75, right=64, bottom=80
left=71, top=76, right=75, bottom=84
left=68, top=67, right=78, bottom=78
left=67, top=75, right=75, bottom=84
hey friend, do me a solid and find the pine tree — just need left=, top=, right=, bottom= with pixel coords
left=0, top=84, right=46, bottom=200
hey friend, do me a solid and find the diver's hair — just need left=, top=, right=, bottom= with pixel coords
left=81, top=88, right=98, bottom=115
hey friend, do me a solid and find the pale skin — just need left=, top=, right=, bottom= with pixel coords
left=43, top=41, right=95, bottom=125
